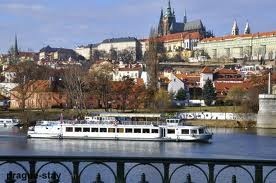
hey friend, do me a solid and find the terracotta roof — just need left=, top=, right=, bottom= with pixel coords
left=175, top=73, right=200, bottom=81
left=201, top=30, right=276, bottom=43
left=214, top=81, right=251, bottom=93
left=136, top=78, right=144, bottom=86
left=144, top=31, right=203, bottom=43
left=201, top=66, right=213, bottom=74
left=12, top=80, right=53, bottom=92
left=215, top=68, right=239, bottom=75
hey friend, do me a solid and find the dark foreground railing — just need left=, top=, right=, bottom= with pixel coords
left=1, top=156, right=276, bottom=183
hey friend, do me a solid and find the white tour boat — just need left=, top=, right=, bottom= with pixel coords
left=0, top=118, right=20, bottom=127
left=27, top=118, right=213, bottom=142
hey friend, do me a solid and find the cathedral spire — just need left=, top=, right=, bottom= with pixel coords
left=183, top=9, right=187, bottom=24
left=244, top=21, right=251, bottom=34
left=158, top=9, right=164, bottom=36
left=231, top=20, right=239, bottom=36
left=166, top=0, right=172, bottom=16
left=14, top=34, right=19, bottom=57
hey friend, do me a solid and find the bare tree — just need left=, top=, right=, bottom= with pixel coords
left=88, top=62, right=113, bottom=111
left=61, top=66, right=87, bottom=115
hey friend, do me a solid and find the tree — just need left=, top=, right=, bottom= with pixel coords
left=112, top=76, right=134, bottom=111
left=118, top=49, right=135, bottom=64
left=153, top=89, right=171, bottom=111
left=61, top=66, right=87, bottom=115
left=109, top=48, right=118, bottom=62
left=128, top=84, right=147, bottom=111
left=88, top=61, right=113, bottom=111
left=91, top=49, right=100, bottom=62
left=175, top=88, right=187, bottom=101
left=144, top=27, right=160, bottom=108
left=225, top=86, right=247, bottom=112
left=202, top=79, right=216, bottom=106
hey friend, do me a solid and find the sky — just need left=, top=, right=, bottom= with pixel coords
left=0, top=0, right=275, bottom=53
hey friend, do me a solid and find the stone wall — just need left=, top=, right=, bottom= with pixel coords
left=257, top=94, right=276, bottom=128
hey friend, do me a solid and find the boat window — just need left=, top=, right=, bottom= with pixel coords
left=125, top=128, right=133, bottom=133
left=108, top=128, right=115, bottom=133
left=142, top=129, right=150, bottom=133
left=75, top=127, right=82, bottom=132
left=134, top=128, right=141, bottom=133
left=91, top=128, right=98, bottom=132
left=66, top=127, right=73, bottom=132
left=117, top=128, right=124, bottom=133
left=167, top=129, right=175, bottom=134
left=83, top=128, right=90, bottom=132
left=100, top=128, right=107, bottom=132
left=191, top=130, right=197, bottom=134
left=199, top=128, right=204, bottom=134
left=151, top=129, right=159, bottom=133
left=181, top=129, right=189, bottom=134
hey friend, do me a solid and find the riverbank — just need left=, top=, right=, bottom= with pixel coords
left=185, top=120, right=256, bottom=128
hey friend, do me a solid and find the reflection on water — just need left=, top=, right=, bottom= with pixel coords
left=0, top=127, right=276, bottom=159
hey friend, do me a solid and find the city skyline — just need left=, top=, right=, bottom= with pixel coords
left=0, top=0, right=275, bottom=53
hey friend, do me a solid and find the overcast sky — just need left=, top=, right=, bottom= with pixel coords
left=0, top=0, right=275, bottom=53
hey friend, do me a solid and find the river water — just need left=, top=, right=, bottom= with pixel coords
left=0, top=127, right=276, bottom=182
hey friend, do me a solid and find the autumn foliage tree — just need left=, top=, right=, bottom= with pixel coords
left=112, top=76, right=135, bottom=111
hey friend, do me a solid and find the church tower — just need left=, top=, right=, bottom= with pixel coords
left=183, top=9, right=187, bottom=24
left=14, top=34, right=19, bottom=57
left=244, top=21, right=251, bottom=34
left=158, top=9, right=164, bottom=36
left=162, top=0, right=176, bottom=35
left=231, top=20, right=239, bottom=36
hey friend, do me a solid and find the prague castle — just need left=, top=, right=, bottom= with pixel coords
left=157, top=0, right=213, bottom=38
left=197, top=21, right=276, bottom=60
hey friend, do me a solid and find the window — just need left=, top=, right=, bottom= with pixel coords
left=125, top=128, right=133, bottom=133
left=75, top=127, right=82, bottom=132
left=142, top=129, right=150, bottom=133
left=117, top=128, right=124, bottom=133
left=181, top=129, right=189, bottom=134
left=108, top=128, right=115, bottom=133
left=66, top=127, right=73, bottom=132
left=167, top=129, right=175, bottom=134
left=151, top=129, right=159, bottom=133
left=91, top=128, right=98, bottom=132
left=134, top=128, right=141, bottom=133
left=191, top=130, right=197, bottom=134
left=100, top=128, right=107, bottom=132
left=199, top=129, right=204, bottom=134
left=83, top=128, right=90, bottom=132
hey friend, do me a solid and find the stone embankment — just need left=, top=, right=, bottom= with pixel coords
left=185, top=120, right=256, bottom=128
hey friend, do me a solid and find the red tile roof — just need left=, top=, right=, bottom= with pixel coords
left=201, top=66, right=213, bottom=74
left=143, top=31, right=203, bottom=43
left=215, top=68, right=239, bottom=75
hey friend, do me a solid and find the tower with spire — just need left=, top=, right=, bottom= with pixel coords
left=158, top=9, right=164, bottom=36
left=183, top=9, right=187, bottom=24
left=14, top=34, right=19, bottom=57
left=156, top=0, right=211, bottom=37
left=231, top=20, right=239, bottom=36
left=244, top=21, right=251, bottom=34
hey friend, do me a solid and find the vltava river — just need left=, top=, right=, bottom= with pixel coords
left=0, top=127, right=276, bottom=182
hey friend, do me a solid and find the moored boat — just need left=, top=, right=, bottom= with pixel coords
left=27, top=118, right=213, bottom=142
left=0, top=118, right=20, bottom=127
